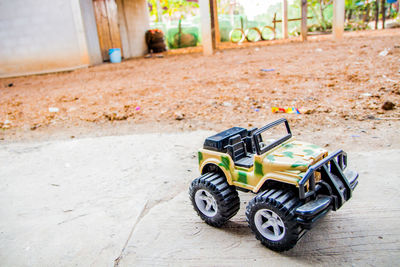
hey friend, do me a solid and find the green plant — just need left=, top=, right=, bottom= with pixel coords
left=308, top=0, right=333, bottom=31
left=148, top=0, right=199, bottom=21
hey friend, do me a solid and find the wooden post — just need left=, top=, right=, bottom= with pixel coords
left=282, top=0, right=288, bottom=39
left=375, top=0, right=379, bottom=29
left=364, top=4, right=370, bottom=22
left=199, top=0, right=213, bottom=55
left=210, top=0, right=220, bottom=49
left=333, top=0, right=345, bottom=40
left=301, top=0, right=307, bottom=41
left=381, top=0, right=386, bottom=29
left=93, top=0, right=123, bottom=61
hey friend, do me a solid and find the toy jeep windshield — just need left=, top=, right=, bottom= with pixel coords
left=189, top=118, right=358, bottom=251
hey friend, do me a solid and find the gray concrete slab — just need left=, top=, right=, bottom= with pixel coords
left=0, top=132, right=399, bottom=266
left=0, top=131, right=207, bottom=266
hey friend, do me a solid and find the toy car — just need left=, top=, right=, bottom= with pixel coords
left=189, top=118, right=358, bottom=251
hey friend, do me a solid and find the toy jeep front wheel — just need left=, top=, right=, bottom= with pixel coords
left=246, top=189, right=302, bottom=251
left=189, top=172, right=240, bottom=227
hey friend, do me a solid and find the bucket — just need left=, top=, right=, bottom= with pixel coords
left=109, top=48, right=121, bottom=63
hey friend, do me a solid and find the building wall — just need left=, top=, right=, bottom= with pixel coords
left=79, top=0, right=103, bottom=65
left=0, top=0, right=101, bottom=78
left=116, top=0, right=150, bottom=58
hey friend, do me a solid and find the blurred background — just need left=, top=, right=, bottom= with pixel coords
left=147, top=0, right=399, bottom=49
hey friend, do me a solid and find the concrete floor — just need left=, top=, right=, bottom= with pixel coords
left=0, top=132, right=399, bottom=266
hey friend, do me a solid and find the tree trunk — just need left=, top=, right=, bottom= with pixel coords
left=348, top=9, right=353, bottom=21
left=210, top=0, right=219, bottom=48
left=375, top=0, right=379, bottom=29
left=364, top=4, right=370, bottom=23
left=381, top=0, right=386, bottom=29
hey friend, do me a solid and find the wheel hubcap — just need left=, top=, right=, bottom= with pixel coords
left=254, top=209, right=286, bottom=241
left=195, top=189, right=218, bottom=217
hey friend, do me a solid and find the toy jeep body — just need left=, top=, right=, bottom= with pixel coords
left=189, top=118, right=358, bottom=251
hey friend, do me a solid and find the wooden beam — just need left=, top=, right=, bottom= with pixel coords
left=105, top=0, right=123, bottom=56
left=199, top=0, right=213, bottom=55
left=301, top=0, right=307, bottom=41
left=282, top=0, right=288, bottom=39
left=375, top=0, right=379, bottom=30
left=93, top=0, right=112, bottom=60
left=333, top=0, right=345, bottom=40
left=210, top=0, right=220, bottom=49
left=273, top=16, right=313, bottom=23
left=381, top=0, right=386, bottom=29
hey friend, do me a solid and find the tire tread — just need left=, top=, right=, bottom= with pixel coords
left=246, top=189, right=303, bottom=251
left=190, top=172, right=240, bottom=227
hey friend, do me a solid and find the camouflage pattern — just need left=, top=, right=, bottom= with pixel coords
left=198, top=138, right=328, bottom=193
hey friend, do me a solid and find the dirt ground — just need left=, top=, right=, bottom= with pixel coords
left=0, top=29, right=399, bottom=148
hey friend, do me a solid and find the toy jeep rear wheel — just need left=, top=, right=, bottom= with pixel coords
left=189, top=172, right=240, bottom=227
left=246, top=189, right=302, bottom=251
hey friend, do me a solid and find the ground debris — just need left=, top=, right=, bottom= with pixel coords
left=104, top=112, right=128, bottom=121
left=174, top=112, right=185, bottom=121
left=300, top=108, right=316, bottom=115
left=49, top=107, right=59, bottom=113
left=365, top=115, right=376, bottom=120
left=379, top=48, right=390, bottom=56
left=382, top=101, right=395, bottom=111
left=30, top=123, right=41, bottom=130
left=1, top=120, right=11, bottom=129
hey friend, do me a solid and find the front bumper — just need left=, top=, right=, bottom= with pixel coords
left=344, top=169, right=359, bottom=190
left=295, top=150, right=359, bottom=229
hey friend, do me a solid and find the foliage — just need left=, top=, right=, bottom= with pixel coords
left=344, top=0, right=379, bottom=31
left=307, top=0, right=333, bottom=30
left=344, top=20, right=370, bottom=31
left=345, top=0, right=359, bottom=11
left=217, top=0, right=245, bottom=15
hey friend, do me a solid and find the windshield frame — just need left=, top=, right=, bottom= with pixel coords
left=253, top=118, right=292, bottom=155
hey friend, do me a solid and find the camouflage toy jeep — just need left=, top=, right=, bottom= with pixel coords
left=189, top=118, right=358, bottom=251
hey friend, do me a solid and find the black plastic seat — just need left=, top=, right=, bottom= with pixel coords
left=235, top=155, right=254, bottom=168
left=226, top=134, right=254, bottom=168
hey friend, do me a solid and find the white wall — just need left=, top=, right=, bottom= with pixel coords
left=79, top=0, right=103, bottom=65
left=0, top=0, right=101, bottom=78
left=117, top=0, right=150, bottom=58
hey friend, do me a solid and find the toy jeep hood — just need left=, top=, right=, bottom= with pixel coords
left=264, top=140, right=328, bottom=172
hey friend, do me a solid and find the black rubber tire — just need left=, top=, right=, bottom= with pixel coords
left=189, top=172, right=240, bottom=227
left=246, top=189, right=302, bottom=252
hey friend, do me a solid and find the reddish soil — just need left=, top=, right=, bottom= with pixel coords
left=1, top=29, right=399, bottom=148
